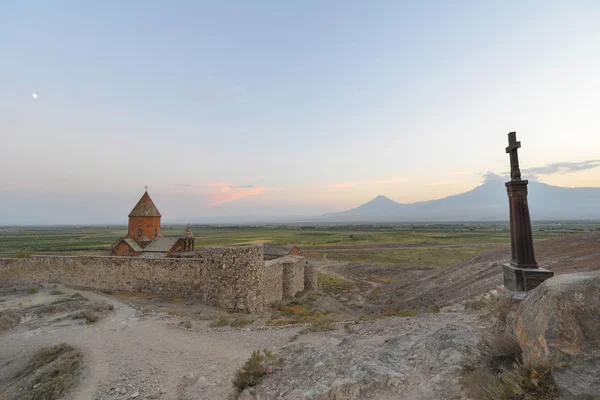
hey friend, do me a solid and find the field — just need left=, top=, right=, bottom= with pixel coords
left=1, top=222, right=599, bottom=267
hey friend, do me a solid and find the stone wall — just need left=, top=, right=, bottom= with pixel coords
left=282, top=256, right=307, bottom=300
left=0, top=244, right=313, bottom=314
left=263, top=261, right=284, bottom=305
left=0, top=255, right=205, bottom=298
left=203, top=245, right=265, bottom=313
left=304, top=263, right=318, bottom=291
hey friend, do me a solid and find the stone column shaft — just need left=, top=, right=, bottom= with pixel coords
left=506, top=180, right=538, bottom=268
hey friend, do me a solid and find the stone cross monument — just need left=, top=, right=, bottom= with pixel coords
left=502, top=132, right=554, bottom=291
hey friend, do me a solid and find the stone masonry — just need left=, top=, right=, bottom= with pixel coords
left=0, top=244, right=316, bottom=314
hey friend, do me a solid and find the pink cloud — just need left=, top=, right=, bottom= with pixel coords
left=328, top=182, right=355, bottom=191
left=206, top=182, right=265, bottom=206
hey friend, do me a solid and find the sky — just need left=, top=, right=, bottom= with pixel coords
left=1, top=1, right=599, bottom=224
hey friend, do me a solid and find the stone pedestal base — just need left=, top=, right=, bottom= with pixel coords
left=502, top=263, right=554, bottom=292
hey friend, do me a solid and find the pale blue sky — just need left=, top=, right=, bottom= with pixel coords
left=1, top=1, right=599, bottom=224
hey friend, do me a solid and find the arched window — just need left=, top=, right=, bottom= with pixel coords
left=154, top=228, right=157, bottom=237
left=138, top=228, right=142, bottom=237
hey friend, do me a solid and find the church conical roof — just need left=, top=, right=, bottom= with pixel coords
left=183, top=224, right=194, bottom=238
left=128, top=191, right=162, bottom=217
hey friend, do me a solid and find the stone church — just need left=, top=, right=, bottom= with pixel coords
left=111, top=190, right=195, bottom=258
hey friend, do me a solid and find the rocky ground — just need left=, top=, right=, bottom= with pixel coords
left=0, top=284, right=492, bottom=400
left=246, top=308, right=488, bottom=400
left=2, top=232, right=599, bottom=400
left=0, top=285, right=305, bottom=400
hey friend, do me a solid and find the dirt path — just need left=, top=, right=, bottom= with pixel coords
left=318, top=262, right=382, bottom=299
left=0, top=285, right=301, bottom=400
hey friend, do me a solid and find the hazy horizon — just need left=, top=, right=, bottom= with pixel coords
left=2, top=1, right=600, bottom=224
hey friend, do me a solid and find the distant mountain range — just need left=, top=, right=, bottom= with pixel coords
left=178, top=180, right=600, bottom=224
left=316, top=180, right=600, bottom=222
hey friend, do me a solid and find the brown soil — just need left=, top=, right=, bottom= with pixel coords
left=327, top=231, right=600, bottom=312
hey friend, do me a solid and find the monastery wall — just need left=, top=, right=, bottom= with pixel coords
left=0, top=244, right=312, bottom=313
left=202, top=245, right=265, bottom=313
left=304, top=263, right=318, bottom=291
left=282, top=256, right=307, bottom=300
left=263, top=261, right=284, bottom=305
left=0, top=255, right=205, bottom=297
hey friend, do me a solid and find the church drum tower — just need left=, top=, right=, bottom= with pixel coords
left=127, top=189, right=162, bottom=246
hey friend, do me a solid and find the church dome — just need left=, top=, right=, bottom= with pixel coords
left=183, top=225, right=194, bottom=238
left=129, top=190, right=161, bottom=218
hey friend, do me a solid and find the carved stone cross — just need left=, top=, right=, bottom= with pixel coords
left=144, top=185, right=148, bottom=192
left=505, top=132, right=522, bottom=181
left=501, top=131, right=554, bottom=292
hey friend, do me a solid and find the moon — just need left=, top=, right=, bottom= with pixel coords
left=32, top=94, right=38, bottom=99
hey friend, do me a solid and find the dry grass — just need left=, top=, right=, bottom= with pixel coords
left=365, top=275, right=393, bottom=284
left=233, top=349, right=281, bottom=391
left=300, top=318, right=336, bottom=334
left=111, top=292, right=154, bottom=301
left=466, top=294, right=517, bottom=332
left=323, top=246, right=501, bottom=267
left=465, top=362, right=558, bottom=400
left=356, top=313, right=383, bottom=322
left=462, top=334, right=558, bottom=400
left=0, top=310, right=21, bottom=333
left=317, top=272, right=355, bottom=295
left=167, top=311, right=184, bottom=317
left=168, top=297, right=186, bottom=303
left=179, top=319, right=192, bottom=329
left=384, top=309, right=418, bottom=318
left=210, top=315, right=254, bottom=328
left=72, top=308, right=99, bottom=323
left=266, top=296, right=336, bottom=326
left=16, top=343, right=83, bottom=400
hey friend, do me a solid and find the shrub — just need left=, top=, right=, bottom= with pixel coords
left=210, top=315, right=254, bottom=328
left=466, top=361, right=558, bottom=400
left=16, top=250, right=31, bottom=259
left=72, top=309, right=99, bottom=323
left=229, top=315, right=253, bottom=328
left=0, top=309, right=22, bottom=333
left=386, top=309, right=417, bottom=318
left=232, top=349, right=280, bottom=391
left=179, top=320, right=192, bottom=329
left=301, top=318, right=336, bottom=334
left=194, top=314, right=216, bottom=321
left=27, top=287, right=38, bottom=294
left=210, top=316, right=230, bottom=327
left=49, top=290, right=64, bottom=295
left=317, top=272, right=355, bottom=294
left=167, top=311, right=184, bottom=317
left=343, top=323, right=356, bottom=334
left=462, top=334, right=558, bottom=400
left=17, top=343, right=83, bottom=400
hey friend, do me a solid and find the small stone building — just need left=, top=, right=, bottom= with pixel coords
left=263, top=244, right=302, bottom=260
left=111, top=190, right=195, bottom=258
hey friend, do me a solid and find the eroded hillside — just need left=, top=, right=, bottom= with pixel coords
left=325, top=231, right=600, bottom=312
